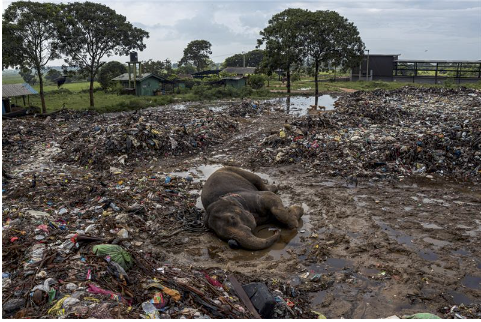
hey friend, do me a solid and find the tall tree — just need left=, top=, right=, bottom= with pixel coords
left=305, top=10, right=364, bottom=96
left=257, top=9, right=308, bottom=94
left=58, top=1, right=149, bottom=107
left=143, top=59, right=173, bottom=76
left=2, top=1, right=62, bottom=113
left=19, top=69, right=37, bottom=85
left=98, top=61, right=127, bottom=90
left=178, top=40, right=212, bottom=72
left=223, top=49, right=264, bottom=68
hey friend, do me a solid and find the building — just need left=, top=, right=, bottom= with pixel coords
left=351, top=54, right=400, bottom=81
left=2, top=83, right=38, bottom=114
left=191, top=70, right=222, bottom=79
left=222, top=67, right=257, bottom=76
left=221, top=76, right=247, bottom=89
left=112, top=73, right=174, bottom=96
left=351, top=54, right=481, bottom=84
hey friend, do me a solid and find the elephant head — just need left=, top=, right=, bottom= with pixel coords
left=205, top=202, right=280, bottom=250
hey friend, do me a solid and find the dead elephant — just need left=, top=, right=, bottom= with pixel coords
left=201, top=166, right=304, bottom=250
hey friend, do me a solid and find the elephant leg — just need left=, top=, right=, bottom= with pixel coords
left=223, top=167, right=276, bottom=192
left=258, top=192, right=303, bottom=229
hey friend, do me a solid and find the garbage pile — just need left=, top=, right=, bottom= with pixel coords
left=227, top=100, right=264, bottom=117
left=251, top=87, right=481, bottom=181
left=46, top=109, right=238, bottom=170
left=2, top=169, right=314, bottom=318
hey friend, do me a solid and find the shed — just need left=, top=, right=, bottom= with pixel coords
left=2, top=83, right=38, bottom=114
left=208, top=76, right=247, bottom=89
left=351, top=54, right=400, bottom=81
left=112, top=73, right=174, bottom=96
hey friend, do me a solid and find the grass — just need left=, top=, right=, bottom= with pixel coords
left=4, top=73, right=481, bottom=114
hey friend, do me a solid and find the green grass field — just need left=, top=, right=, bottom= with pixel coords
left=3, top=73, right=480, bottom=114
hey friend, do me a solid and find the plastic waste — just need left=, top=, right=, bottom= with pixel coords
left=142, top=301, right=160, bottom=319
left=402, top=313, right=441, bottom=319
left=92, top=244, right=133, bottom=270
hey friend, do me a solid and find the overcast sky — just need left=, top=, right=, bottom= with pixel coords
left=2, top=0, right=481, bottom=66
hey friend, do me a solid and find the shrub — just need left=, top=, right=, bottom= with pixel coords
left=249, top=74, right=266, bottom=89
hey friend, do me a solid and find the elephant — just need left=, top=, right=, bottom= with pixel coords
left=201, top=166, right=304, bottom=250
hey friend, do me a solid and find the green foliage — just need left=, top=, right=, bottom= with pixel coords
left=3, top=1, right=63, bottom=113
left=223, top=49, right=264, bottom=68
left=98, top=61, right=127, bottom=90
left=45, top=69, right=62, bottom=83
left=249, top=74, right=266, bottom=89
left=58, top=1, right=149, bottom=107
left=257, top=9, right=309, bottom=93
left=175, top=64, right=197, bottom=75
left=143, top=59, right=173, bottom=77
left=19, top=69, right=37, bottom=85
left=178, top=40, right=212, bottom=72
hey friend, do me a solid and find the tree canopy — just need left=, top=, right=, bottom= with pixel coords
left=258, top=8, right=364, bottom=95
left=304, top=10, right=364, bottom=96
left=178, top=40, right=212, bottom=72
left=257, top=8, right=308, bottom=93
left=2, top=1, right=62, bottom=113
left=143, top=59, right=173, bottom=76
left=98, top=61, right=127, bottom=90
left=223, top=49, right=264, bottom=68
left=58, top=1, right=149, bottom=107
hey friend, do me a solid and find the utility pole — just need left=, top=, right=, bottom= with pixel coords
left=242, top=51, right=246, bottom=68
left=366, top=49, right=370, bottom=81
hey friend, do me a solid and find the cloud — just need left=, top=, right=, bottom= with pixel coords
left=3, top=0, right=480, bottom=64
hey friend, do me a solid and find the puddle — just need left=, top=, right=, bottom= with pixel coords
left=461, top=275, right=481, bottom=290
left=308, top=258, right=352, bottom=273
left=373, top=217, right=415, bottom=247
left=452, top=248, right=471, bottom=256
left=448, top=291, right=476, bottom=305
left=208, top=213, right=313, bottom=262
left=418, top=249, right=438, bottom=261
left=423, top=237, right=451, bottom=248
left=267, top=95, right=338, bottom=116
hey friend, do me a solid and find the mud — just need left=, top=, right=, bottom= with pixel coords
left=3, top=89, right=480, bottom=318
left=145, top=97, right=480, bottom=318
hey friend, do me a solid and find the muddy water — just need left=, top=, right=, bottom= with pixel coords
left=268, top=95, right=339, bottom=115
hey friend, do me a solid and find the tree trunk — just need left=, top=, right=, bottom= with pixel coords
left=38, top=69, right=46, bottom=114
left=89, top=75, right=95, bottom=108
left=315, top=60, right=319, bottom=97
left=286, top=66, right=291, bottom=94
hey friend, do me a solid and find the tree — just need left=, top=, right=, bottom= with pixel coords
left=305, top=10, right=364, bottom=96
left=58, top=2, right=149, bottom=108
left=45, top=69, right=62, bottom=83
left=143, top=59, right=173, bottom=76
left=3, top=1, right=62, bottom=113
left=98, top=61, right=127, bottom=90
left=257, top=9, right=308, bottom=94
left=223, top=49, right=264, bottom=68
left=175, top=64, right=196, bottom=75
left=178, top=40, right=212, bottom=72
left=19, top=69, right=37, bottom=85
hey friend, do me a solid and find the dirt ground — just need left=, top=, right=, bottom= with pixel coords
left=151, top=108, right=481, bottom=318
left=2, top=88, right=480, bottom=318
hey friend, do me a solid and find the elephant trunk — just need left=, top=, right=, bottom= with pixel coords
left=231, top=227, right=280, bottom=250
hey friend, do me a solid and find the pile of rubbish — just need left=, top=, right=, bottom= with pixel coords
left=49, top=109, right=239, bottom=170
left=251, top=87, right=481, bottom=181
left=2, top=170, right=314, bottom=318
left=227, top=100, right=264, bottom=117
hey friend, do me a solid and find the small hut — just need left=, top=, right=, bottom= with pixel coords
left=112, top=73, right=174, bottom=96
left=2, top=83, right=38, bottom=114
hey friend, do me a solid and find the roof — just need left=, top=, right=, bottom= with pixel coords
left=176, top=74, right=193, bottom=79
left=111, top=73, right=169, bottom=82
left=2, top=83, right=38, bottom=98
left=222, top=76, right=245, bottom=80
left=222, top=67, right=257, bottom=75
left=395, top=59, right=481, bottom=64
left=192, top=70, right=222, bottom=76
left=367, top=54, right=401, bottom=57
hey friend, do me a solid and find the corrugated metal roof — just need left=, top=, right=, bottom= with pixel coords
left=111, top=73, right=168, bottom=81
left=395, top=59, right=481, bottom=63
left=222, top=67, right=257, bottom=75
left=2, top=83, right=38, bottom=98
